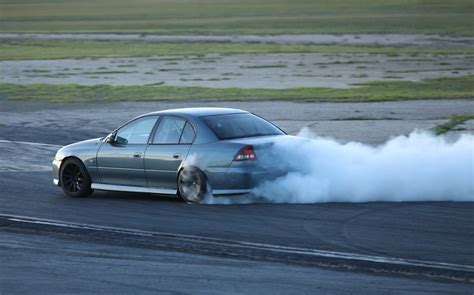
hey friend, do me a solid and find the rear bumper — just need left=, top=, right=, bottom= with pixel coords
left=207, top=165, right=286, bottom=196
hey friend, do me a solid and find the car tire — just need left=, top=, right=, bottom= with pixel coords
left=59, top=158, right=93, bottom=198
left=178, top=167, right=207, bottom=204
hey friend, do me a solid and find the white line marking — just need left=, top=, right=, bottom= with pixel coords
left=3, top=214, right=473, bottom=273
left=0, top=139, right=62, bottom=148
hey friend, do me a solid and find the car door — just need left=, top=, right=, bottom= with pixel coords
left=96, top=115, right=159, bottom=187
left=145, top=116, right=195, bottom=190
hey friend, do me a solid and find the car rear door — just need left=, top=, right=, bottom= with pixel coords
left=96, top=115, right=159, bottom=187
left=144, top=116, right=195, bottom=190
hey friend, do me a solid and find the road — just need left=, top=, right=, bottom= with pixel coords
left=1, top=99, right=473, bottom=294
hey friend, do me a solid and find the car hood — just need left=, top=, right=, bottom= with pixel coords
left=55, top=138, right=102, bottom=160
left=63, top=137, right=102, bottom=149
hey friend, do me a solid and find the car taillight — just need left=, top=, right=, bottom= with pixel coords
left=234, top=145, right=256, bottom=161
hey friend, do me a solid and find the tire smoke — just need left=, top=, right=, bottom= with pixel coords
left=253, top=129, right=473, bottom=203
left=204, top=129, right=473, bottom=204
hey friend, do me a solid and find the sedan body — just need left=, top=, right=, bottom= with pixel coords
left=53, top=107, right=289, bottom=203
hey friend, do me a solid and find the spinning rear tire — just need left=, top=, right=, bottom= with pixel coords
left=178, top=167, right=207, bottom=204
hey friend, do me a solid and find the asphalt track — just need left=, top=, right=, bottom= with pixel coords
left=1, top=100, right=473, bottom=294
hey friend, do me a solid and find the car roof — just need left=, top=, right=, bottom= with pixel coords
left=146, top=107, right=248, bottom=117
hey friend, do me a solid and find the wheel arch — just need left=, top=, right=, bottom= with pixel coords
left=58, top=155, right=94, bottom=198
left=59, top=156, right=90, bottom=185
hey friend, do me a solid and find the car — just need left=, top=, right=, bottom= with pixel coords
left=52, top=107, right=290, bottom=203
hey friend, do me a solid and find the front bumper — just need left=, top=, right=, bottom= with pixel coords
left=52, top=159, right=61, bottom=186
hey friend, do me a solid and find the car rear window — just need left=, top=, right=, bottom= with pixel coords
left=202, top=113, right=284, bottom=140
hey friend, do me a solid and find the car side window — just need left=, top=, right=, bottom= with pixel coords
left=153, top=117, right=186, bottom=144
left=179, top=122, right=195, bottom=144
left=115, top=116, right=158, bottom=145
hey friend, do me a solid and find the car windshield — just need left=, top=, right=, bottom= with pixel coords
left=202, top=113, right=284, bottom=140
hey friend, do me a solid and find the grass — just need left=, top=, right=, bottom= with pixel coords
left=180, top=78, right=203, bottom=82
left=23, top=69, right=51, bottom=73
left=351, top=74, right=368, bottom=78
left=241, top=64, right=288, bottom=69
left=117, top=64, right=137, bottom=68
left=292, top=74, right=318, bottom=77
left=383, top=76, right=403, bottom=79
left=0, top=39, right=473, bottom=61
left=81, top=70, right=135, bottom=75
left=386, top=67, right=470, bottom=73
left=432, top=114, right=474, bottom=135
left=1, top=0, right=473, bottom=35
left=1, top=76, right=472, bottom=103
left=158, top=68, right=183, bottom=72
left=318, top=60, right=378, bottom=65
left=222, top=72, right=242, bottom=76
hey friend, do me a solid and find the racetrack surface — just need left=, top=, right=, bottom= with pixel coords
left=2, top=230, right=471, bottom=295
left=2, top=169, right=473, bottom=267
left=1, top=99, right=473, bottom=293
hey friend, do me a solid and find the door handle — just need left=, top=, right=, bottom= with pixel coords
left=172, top=153, right=182, bottom=159
left=133, top=152, right=142, bottom=158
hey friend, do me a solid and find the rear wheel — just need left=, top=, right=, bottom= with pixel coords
left=178, top=167, right=206, bottom=204
left=60, top=158, right=93, bottom=198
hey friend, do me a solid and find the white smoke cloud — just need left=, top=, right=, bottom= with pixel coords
left=254, top=129, right=474, bottom=203
left=204, top=129, right=474, bottom=204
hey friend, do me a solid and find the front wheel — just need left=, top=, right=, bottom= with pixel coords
left=178, top=167, right=207, bottom=204
left=59, top=158, right=93, bottom=198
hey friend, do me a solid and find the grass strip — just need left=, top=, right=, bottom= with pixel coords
left=1, top=39, right=473, bottom=61
left=432, top=115, right=474, bottom=135
left=0, top=76, right=473, bottom=104
left=1, top=0, right=473, bottom=35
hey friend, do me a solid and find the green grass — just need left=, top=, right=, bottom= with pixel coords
left=386, top=67, right=470, bottom=73
left=158, top=68, right=183, bottom=72
left=117, top=64, right=137, bottom=67
left=351, top=74, right=368, bottom=78
left=1, top=76, right=472, bottom=103
left=432, top=114, right=474, bottom=135
left=22, top=69, right=51, bottom=73
left=383, top=75, right=403, bottom=79
left=1, top=0, right=473, bottom=35
left=241, top=64, right=288, bottom=69
left=1, top=39, right=473, bottom=61
left=82, top=70, right=135, bottom=75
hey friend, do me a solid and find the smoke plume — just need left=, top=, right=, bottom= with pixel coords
left=204, top=129, right=473, bottom=204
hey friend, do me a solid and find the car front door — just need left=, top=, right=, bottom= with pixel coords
left=97, top=115, right=159, bottom=187
left=145, top=116, right=195, bottom=190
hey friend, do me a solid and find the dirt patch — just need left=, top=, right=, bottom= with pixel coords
left=1, top=53, right=473, bottom=89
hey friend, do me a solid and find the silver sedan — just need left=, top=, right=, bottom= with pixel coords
left=53, top=107, right=289, bottom=203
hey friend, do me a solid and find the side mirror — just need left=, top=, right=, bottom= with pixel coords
left=105, top=134, right=115, bottom=143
